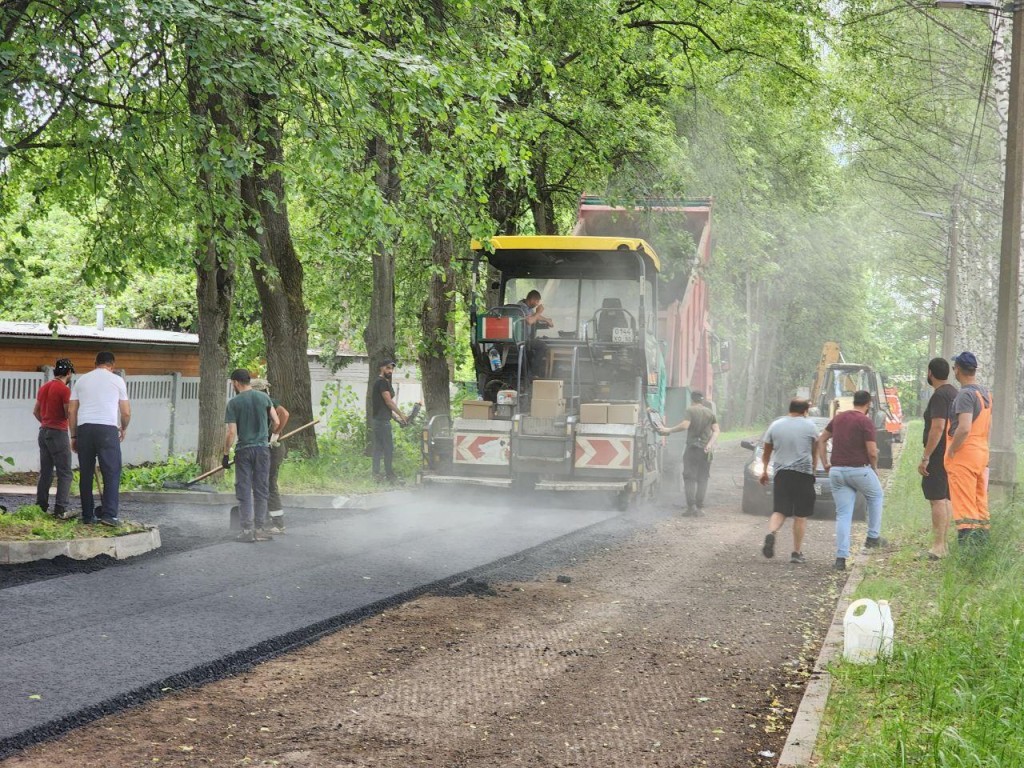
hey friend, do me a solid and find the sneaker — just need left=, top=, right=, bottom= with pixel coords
left=98, top=517, right=120, bottom=528
left=254, top=529, right=275, bottom=541
left=762, top=532, right=776, bottom=559
left=54, top=505, right=76, bottom=520
left=271, top=524, right=287, bottom=534
left=236, top=528, right=256, bottom=543
left=864, top=536, right=888, bottom=549
left=790, top=552, right=806, bottom=564
left=834, top=557, right=847, bottom=571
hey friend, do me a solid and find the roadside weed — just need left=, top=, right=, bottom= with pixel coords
left=817, top=426, right=1024, bottom=766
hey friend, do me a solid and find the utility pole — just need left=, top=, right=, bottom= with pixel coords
left=991, top=2, right=1023, bottom=495
left=941, top=184, right=960, bottom=359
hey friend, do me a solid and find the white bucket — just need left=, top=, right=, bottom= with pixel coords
left=497, top=390, right=518, bottom=405
left=843, top=598, right=894, bottom=664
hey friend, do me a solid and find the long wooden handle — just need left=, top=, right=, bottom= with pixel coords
left=187, top=419, right=321, bottom=485
left=277, top=418, right=319, bottom=442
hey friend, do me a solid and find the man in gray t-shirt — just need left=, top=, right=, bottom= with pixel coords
left=759, top=399, right=821, bottom=564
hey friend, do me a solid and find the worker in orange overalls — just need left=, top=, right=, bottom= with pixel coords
left=945, top=352, right=992, bottom=546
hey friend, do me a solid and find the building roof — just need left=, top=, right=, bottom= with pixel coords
left=0, top=321, right=198, bottom=346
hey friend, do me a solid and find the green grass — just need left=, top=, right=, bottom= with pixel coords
left=816, top=422, right=1024, bottom=766
left=0, top=505, right=147, bottom=540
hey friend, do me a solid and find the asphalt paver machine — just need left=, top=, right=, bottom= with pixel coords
left=422, top=235, right=663, bottom=508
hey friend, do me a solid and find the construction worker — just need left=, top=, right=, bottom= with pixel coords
left=34, top=358, right=75, bottom=518
left=945, top=351, right=991, bottom=546
left=659, top=390, right=719, bottom=517
left=250, top=378, right=290, bottom=533
left=816, top=390, right=885, bottom=571
left=918, top=357, right=957, bottom=559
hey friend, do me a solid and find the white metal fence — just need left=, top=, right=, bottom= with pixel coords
left=0, top=372, right=201, bottom=473
left=1, top=368, right=426, bottom=473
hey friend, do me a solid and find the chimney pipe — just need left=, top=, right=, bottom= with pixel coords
left=96, top=304, right=105, bottom=331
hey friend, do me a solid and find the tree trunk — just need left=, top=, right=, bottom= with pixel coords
left=418, top=229, right=456, bottom=419
left=529, top=148, right=558, bottom=235
left=241, top=94, right=318, bottom=457
left=364, top=136, right=401, bottom=445
left=186, top=61, right=237, bottom=471
left=742, top=277, right=761, bottom=426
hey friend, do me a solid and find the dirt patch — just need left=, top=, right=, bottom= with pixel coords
left=2, top=506, right=840, bottom=767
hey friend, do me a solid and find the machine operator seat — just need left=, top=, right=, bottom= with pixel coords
left=594, top=298, right=635, bottom=342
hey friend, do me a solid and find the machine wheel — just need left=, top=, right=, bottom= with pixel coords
left=741, top=481, right=771, bottom=517
left=616, top=489, right=638, bottom=512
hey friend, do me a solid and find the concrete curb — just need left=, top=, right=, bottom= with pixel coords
left=0, top=485, right=414, bottom=511
left=778, top=457, right=901, bottom=767
left=0, top=527, right=161, bottom=564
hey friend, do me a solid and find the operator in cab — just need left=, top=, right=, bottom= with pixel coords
left=517, top=290, right=553, bottom=330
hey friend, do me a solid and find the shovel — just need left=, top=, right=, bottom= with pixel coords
left=165, top=419, right=320, bottom=493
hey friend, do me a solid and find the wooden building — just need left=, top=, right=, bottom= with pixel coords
left=0, top=321, right=200, bottom=376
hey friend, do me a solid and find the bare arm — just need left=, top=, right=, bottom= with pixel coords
left=705, top=423, right=720, bottom=452
left=815, top=430, right=832, bottom=471
left=68, top=400, right=80, bottom=452
left=268, top=406, right=281, bottom=433
left=947, top=412, right=973, bottom=457
left=666, top=418, right=691, bottom=435
left=382, top=392, right=407, bottom=424
left=118, top=399, right=131, bottom=441
left=224, top=423, right=237, bottom=455
left=918, top=417, right=947, bottom=476
left=33, top=399, right=42, bottom=423
left=866, top=439, right=879, bottom=471
left=274, top=405, right=290, bottom=435
left=760, top=442, right=774, bottom=486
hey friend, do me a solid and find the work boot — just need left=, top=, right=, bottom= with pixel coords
left=762, top=532, right=776, bottom=559
left=54, top=505, right=75, bottom=520
left=834, top=557, right=847, bottom=571
left=864, top=536, right=888, bottom=549
left=235, top=528, right=256, bottom=543
left=254, top=528, right=275, bottom=542
left=681, top=506, right=699, bottom=518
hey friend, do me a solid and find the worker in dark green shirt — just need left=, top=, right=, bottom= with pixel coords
left=224, top=369, right=280, bottom=542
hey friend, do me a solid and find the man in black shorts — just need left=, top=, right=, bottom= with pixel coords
left=759, top=399, right=821, bottom=564
left=918, top=357, right=956, bottom=559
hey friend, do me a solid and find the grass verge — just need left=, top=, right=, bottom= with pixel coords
left=815, top=424, right=1024, bottom=766
left=0, top=506, right=147, bottom=540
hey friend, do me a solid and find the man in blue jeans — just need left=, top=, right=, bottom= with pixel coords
left=816, top=390, right=885, bottom=571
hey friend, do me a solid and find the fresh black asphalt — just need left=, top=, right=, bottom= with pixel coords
left=0, top=491, right=622, bottom=756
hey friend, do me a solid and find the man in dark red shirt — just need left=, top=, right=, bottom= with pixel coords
left=33, top=358, right=75, bottom=518
left=815, top=390, right=885, bottom=571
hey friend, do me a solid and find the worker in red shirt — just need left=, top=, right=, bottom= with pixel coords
left=33, top=358, right=75, bottom=518
left=816, top=390, right=886, bottom=571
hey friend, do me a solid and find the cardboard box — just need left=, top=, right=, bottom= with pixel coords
left=580, top=403, right=610, bottom=424
left=531, top=398, right=566, bottom=419
left=607, top=403, right=640, bottom=424
left=532, top=379, right=564, bottom=400
left=462, top=400, right=494, bottom=420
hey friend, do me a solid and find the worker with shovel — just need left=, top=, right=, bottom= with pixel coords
left=224, top=369, right=279, bottom=543
left=250, top=378, right=289, bottom=533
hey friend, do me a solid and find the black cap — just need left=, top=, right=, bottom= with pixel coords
left=381, top=360, right=397, bottom=368
left=690, top=390, right=705, bottom=403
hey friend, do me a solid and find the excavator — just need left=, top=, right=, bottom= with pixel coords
left=809, top=343, right=904, bottom=468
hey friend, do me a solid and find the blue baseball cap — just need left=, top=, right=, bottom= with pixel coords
left=952, top=351, right=978, bottom=370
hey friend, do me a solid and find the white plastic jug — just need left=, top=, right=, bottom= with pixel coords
left=843, top=598, right=892, bottom=664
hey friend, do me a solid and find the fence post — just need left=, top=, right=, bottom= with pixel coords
left=169, top=372, right=180, bottom=457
